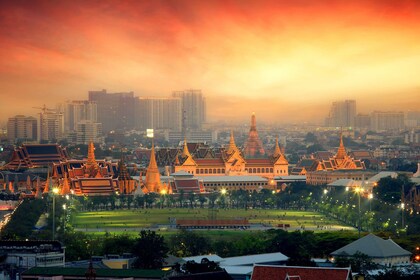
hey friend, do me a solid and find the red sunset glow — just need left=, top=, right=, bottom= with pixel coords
left=1, top=0, right=419, bottom=124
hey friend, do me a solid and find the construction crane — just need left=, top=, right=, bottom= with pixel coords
left=32, top=104, right=57, bottom=114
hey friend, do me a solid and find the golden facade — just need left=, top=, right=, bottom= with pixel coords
left=292, top=133, right=365, bottom=175
left=174, top=131, right=288, bottom=178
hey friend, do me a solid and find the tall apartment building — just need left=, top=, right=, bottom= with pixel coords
left=76, top=121, right=103, bottom=144
left=325, top=100, right=356, bottom=128
left=137, top=97, right=182, bottom=131
left=405, top=111, right=420, bottom=128
left=172, top=89, right=206, bottom=131
left=88, top=89, right=137, bottom=132
left=7, top=115, right=37, bottom=143
left=39, top=111, right=64, bottom=142
left=370, top=111, right=404, bottom=131
left=354, top=114, right=371, bottom=130
left=61, top=100, right=97, bottom=131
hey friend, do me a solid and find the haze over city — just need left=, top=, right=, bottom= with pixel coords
left=1, top=0, right=420, bottom=124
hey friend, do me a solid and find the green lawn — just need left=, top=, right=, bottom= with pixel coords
left=71, top=208, right=350, bottom=234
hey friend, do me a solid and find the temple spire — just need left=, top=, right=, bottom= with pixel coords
left=61, top=173, right=71, bottom=195
left=273, top=136, right=282, bottom=158
left=145, top=140, right=161, bottom=193
left=243, top=113, right=265, bottom=158
left=335, top=132, right=347, bottom=159
left=250, top=112, right=257, bottom=132
left=182, top=138, right=192, bottom=158
left=227, top=130, right=239, bottom=154
left=86, top=141, right=98, bottom=169
left=86, top=141, right=99, bottom=177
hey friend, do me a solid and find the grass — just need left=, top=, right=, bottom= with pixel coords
left=71, top=208, right=351, bottom=235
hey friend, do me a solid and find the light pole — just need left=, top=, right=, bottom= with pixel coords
left=401, top=202, right=405, bottom=229
left=368, top=193, right=373, bottom=212
left=355, top=186, right=362, bottom=238
left=52, top=187, right=59, bottom=240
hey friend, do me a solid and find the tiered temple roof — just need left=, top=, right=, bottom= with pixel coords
left=2, top=144, right=69, bottom=170
left=51, top=142, right=136, bottom=196
left=291, top=133, right=366, bottom=175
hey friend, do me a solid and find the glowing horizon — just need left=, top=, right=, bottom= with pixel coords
left=1, top=0, right=419, bottom=125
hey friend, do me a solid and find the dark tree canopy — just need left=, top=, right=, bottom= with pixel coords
left=132, top=230, right=168, bottom=269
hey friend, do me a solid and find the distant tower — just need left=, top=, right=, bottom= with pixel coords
left=144, top=141, right=162, bottom=193
left=85, top=141, right=100, bottom=177
left=243, top=113, right=265, bottom=158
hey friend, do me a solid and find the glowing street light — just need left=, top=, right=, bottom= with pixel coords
left=401, top=202, right=405, bottom=229
left=354, top=186, right=362, bottom=238
left=220, top=188, right=227, bottom=195
left=368, top=193, right=373, bottom=212
left=52, top=187, right=59, bottom=240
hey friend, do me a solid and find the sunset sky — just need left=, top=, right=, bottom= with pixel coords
left=1, top=0, right=419, bottom=125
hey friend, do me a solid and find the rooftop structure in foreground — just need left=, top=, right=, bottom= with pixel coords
left=251, top=265, right=352, bottom=280
left=330, top=233, right=411, bottom=267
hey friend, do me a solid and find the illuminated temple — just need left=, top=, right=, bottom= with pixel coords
left=291, top=133, right=365, bottom=175
left=52, top=142, right=137, bottom=196
left=170, top=113, right=288, bottom=178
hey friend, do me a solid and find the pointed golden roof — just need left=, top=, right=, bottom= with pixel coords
left=182, top=138, right=192, bottom=158
left=335, top=132, right=347, bottom=159
left=86, top=141, right=99, bottom=170
left=227, top=130, right=239, bottom=154
left=273, top=136, right=282, bottom=158
left=61, top=174, right=71, bottom=195
left=145, top=141, right=162, bottom=193
left=43, top=176, right=50, bottom=194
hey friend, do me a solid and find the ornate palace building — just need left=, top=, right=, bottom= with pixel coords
left=173, top=131, right=288, bottom=178
left=51, top=142, right=137, bottom=196
left=291, top=133, right=365, bottom=175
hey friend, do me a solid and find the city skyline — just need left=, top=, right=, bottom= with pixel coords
left=1, top=0, right=420, bottom=124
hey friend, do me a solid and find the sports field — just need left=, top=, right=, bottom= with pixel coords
left=71, top=208, right=353, bottom=235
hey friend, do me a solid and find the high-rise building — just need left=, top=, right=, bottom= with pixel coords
left=88, top=89, right=137, bottom=132
left=62, top=100, right=97, bottom=132
left=76, top=121, right=103, bottom=145
left=137, top=97, right=182, bottom=131
left=172, top=89, right=206, bottom=131
left=405, top=111, right=420, bottom=128
left=39, top=111, right=64, bottom=142
left=354, top=114, right=371, bottom=130
left=7, top=115, right=37, bottom=143
left=370, top=111, right=404, bottom=131
left=325, top=100, right=356, bottom=128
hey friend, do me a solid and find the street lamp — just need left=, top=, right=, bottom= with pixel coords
left=401, top=202, right=405, bottom=229
left=354, top=186, right=362, bottom=238
left=368, top=193, right=373, bottom=212
left=52, top=187, right=59, bottom=240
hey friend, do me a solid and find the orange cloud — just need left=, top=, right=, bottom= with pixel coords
left=0, top=0, right=419, bottom=124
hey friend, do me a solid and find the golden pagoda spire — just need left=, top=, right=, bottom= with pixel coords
left=182, top=138, right=192, bottom=158
left=145, top=140, right=161, bottom=193
left=273, top=136, right=282, bottom=158
left=61, top=174, right=71, bottom=195
left=86, top=141, right=99, bottom=177
left=43, top=169, right=51, bottom=194
left=335, top=132, right=347, bottom=159
left=250, top=112, right=257, bottom=132
left=227, top=130, right=239, bottom=154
